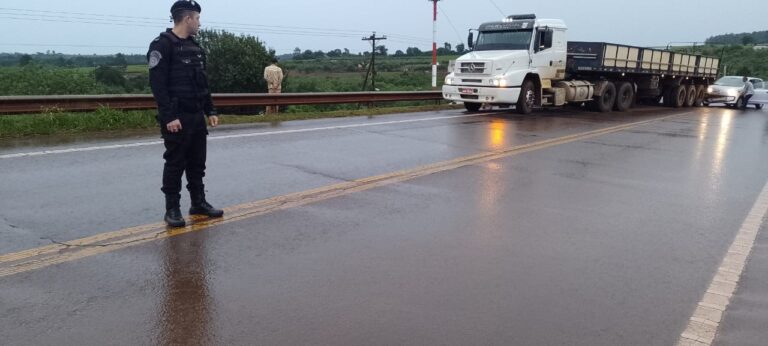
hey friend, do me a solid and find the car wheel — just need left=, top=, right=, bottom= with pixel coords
left=735, top=97, right=745, bottom=109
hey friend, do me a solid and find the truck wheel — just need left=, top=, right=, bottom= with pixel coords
left=614, top=82, right=634, bottom=111
left=756, top=104, right=764, bottom=110
left=673, top=86, right=687, bottom=108
left=516, top=80, right=535, bottom=115
left=684, top=85, right=697, bottom=107
left=592, top=82, right=616, bottom=112
left=694, top=86, right=706, bottom=107
left=464, top=102, right=482, bottom=112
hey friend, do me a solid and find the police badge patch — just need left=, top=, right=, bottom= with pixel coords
left=148, top=51, right=162, bottom=69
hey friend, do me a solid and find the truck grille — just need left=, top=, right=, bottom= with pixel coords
left=459, top=62, right=488, bottom=74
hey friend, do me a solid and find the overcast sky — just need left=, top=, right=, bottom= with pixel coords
left=0, top=0, right=765, bottom=55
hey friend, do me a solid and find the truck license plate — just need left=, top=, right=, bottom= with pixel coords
left=459, top=88, right=477, bottom=94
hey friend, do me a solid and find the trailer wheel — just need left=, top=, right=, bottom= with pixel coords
left=694, top=86, right=707, bottom=107
left=683, top=85, right=696, bottom=107
left=614, top=82, right=634, bottom=111
left=592, top=82, right=616, bottom=112
left=673, top=86, right=687, bottom=108
left=516, top=80, right=535, bottom=115
left=464, top=102, right=482, bottom=112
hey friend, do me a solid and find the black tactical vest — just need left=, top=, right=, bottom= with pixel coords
left=161, top=32, right=211, bottom=100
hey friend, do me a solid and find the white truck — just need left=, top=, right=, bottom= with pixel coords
left=442, top=14, right=720, bottom=114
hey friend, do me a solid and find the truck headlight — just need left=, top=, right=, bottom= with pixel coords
left=492, top=78, right=508, bottom=87
left=445, top=77, right=453, bottom=85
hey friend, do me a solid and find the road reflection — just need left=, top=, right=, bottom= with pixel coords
left=157, top=232, right=214, bottom=346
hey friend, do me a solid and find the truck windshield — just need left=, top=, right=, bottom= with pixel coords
left=474, top=30, right=533, bottom=51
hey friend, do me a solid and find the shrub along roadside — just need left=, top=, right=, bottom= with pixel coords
left=0, top=103, right=458, bottom=139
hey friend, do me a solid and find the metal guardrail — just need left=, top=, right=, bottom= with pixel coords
left=0, top=91, right=444, bottom=114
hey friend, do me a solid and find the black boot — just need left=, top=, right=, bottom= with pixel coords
left=164, top=194, right=186, bottom=227
left=189, top=191, right=224, bottom=218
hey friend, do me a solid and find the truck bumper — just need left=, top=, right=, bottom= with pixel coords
left=443, top=85, right=521, bottom=104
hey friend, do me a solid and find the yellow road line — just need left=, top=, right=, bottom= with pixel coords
left=676, top=178, right=768, bottom=346
left=0, top=112, right=689, bottom=278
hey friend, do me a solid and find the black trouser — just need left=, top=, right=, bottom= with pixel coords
left=742, top=94, right=753, bottom=109
left=161, top=129, right=207, bottom=197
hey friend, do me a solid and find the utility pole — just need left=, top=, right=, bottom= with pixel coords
left=428, top=0, right=442, bottom=88
left=361, top=32, right=387, bottom=91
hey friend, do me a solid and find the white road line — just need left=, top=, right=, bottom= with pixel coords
left=677, top=179, right=768, bottom=346
left=0, top=113, right=483, bottom=160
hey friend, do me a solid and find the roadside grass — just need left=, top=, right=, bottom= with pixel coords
left=0, top=103, right=460, bottom=139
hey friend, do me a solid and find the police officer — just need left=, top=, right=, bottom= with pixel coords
left=148, top=0, right=223, bottom=227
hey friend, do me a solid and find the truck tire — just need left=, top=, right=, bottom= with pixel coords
left=694, top=86, right=706, bottom=107
left=614, top=82, right=634, bottom=111
left=464, top=102, right=482, bottom=112
left=516, top=80, right=535, bottom=115
left=673, top=86, right=687, bottom=108
left=685, top=85, right=697, bottom=107
left=592, top=82, right=616, bottom=112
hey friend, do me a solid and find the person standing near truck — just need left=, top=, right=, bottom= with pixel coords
left=742, top=76, right=755, bottom=110
left=147, top=0, right=224, bottom=227
left=264, top=58, right=284, bottom=114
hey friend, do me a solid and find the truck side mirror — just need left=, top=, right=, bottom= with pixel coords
left=468, top=32, right=474, bottom=50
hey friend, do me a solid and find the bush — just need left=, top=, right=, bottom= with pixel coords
left=197, top=29, right=275, bottom=93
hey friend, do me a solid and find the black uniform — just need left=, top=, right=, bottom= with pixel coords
left=148, top=29, right=216, bottom=199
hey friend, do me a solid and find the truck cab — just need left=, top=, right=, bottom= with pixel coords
left=443, top=14, right=568, bottom=113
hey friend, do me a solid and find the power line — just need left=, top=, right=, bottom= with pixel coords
left=488, top=0, right=506, bottom=16
left=1, top=7, right=435, bottom=45
left=0, top=7, right=373, bottom=34
left=0, top=14, right=431, bottom=46
left=438, top=3, right=465, bottom=45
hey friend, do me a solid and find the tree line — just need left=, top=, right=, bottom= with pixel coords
left=706, top=31, right=768, bottom=45
left=289, top=42, right=466, bottom=60
left=0, top=52, right=146, bottom=68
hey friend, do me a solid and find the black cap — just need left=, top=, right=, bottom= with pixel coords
left=171, top=0, right=202, bottom=15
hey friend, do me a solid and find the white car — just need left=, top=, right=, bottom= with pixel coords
left=705, top=76, right=764, bottom=109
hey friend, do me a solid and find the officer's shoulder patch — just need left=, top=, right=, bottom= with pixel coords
left=148, top=50, right=163, bottom=69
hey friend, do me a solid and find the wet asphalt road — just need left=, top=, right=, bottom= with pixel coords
left=1, top=106, right=768, bottom=345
